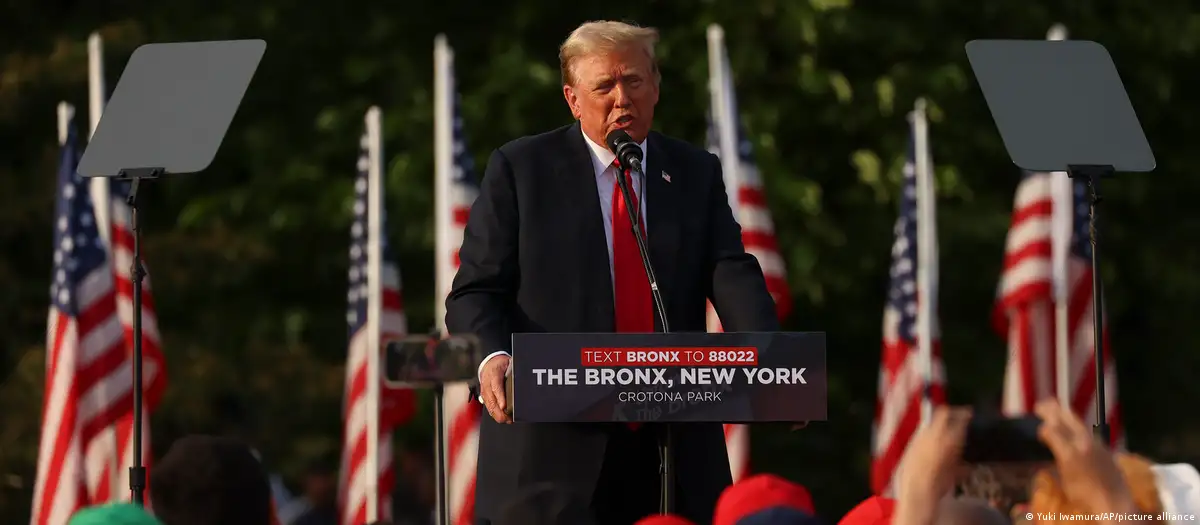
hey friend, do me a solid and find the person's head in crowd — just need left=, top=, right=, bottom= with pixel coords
left=935, top=497, right=1009, bottom=525
left=635, top=515, right=696, bottom=525
left=69, top=503, right=163, bottom=525
left=149, top=434, right=273, bottom=525
left=494, top=482, right=596, bottom=525
left=1008, top=503, right=1030, bottom=525
left=1030, top=451, right=1163, bottom=518
left=714, top=473, right=816, bottom=525
left=957, top=463, right=1042, bottom=514
left=838, top=496, right=895, bottom=525
left=735, top=506, right=824, bottom=525
left=301, top=455, right=338, bottom=509
left=397, top=439, right=436, bottom=509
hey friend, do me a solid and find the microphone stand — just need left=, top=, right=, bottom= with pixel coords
left=614, top=160, right=675, bottom=515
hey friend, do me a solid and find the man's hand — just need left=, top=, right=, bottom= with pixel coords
left=480, top=354, right=512, bottom=424
left=1034, top=399, right=1136, bottom=516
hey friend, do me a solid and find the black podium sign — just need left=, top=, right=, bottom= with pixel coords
left=509, top=332, right=826, bottom=423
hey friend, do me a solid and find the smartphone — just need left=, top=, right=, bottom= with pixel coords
left=382, top=334, right=484, bottom=388
left=961, top=415, right=1054, bottom=463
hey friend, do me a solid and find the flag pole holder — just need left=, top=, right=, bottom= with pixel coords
left=116, top=167, right=162, bottom=504
left=1066, top=164, right=1113, bottom=444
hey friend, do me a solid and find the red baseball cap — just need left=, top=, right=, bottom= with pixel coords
left=635, top=515, right=696, bottom=525
left=714, top=474, right=815, bottom=525
left=837, top=496, right=896, bottom=525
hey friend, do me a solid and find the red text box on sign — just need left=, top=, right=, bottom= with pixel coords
left=579, top=347, right=758, bottom=366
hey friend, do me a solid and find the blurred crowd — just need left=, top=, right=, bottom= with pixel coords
left=56, top=399, right=1200, bottom=525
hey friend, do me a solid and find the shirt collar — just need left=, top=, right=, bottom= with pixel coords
left=581, top=126, right=648, bottom=179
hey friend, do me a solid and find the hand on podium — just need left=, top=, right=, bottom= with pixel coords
left=480, top=354, right=513, bottom=424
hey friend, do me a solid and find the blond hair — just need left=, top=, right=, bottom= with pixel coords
left=1030, top=452, right=1163, bottom=519
left=558, top=20, right=660, bottom=86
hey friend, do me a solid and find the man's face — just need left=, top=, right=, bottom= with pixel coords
left=563, top=45, right=659, bottom=147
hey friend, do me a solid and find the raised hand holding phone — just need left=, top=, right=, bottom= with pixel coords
left=894, top=406, right=973, bottom=525
left=1034, top=399, right=1139, bottom=519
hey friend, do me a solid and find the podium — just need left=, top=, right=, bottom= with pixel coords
left=506, top=332, right=826, bottom=511
left=509, top=332, right=826, bottom=423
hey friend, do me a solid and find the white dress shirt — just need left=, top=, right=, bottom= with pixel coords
left=476, top=127, right=649, bottom=388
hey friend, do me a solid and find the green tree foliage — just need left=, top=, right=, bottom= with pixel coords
left=4, top=0, right=1200, bottom=521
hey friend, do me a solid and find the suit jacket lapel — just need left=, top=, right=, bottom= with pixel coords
left=645, top=132, right=681, bottom=330
left=556, top=122, right=616, bottom=331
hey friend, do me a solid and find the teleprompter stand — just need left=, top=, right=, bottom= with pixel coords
left=965, top=38, right=1156, bottom=444
left=77, top=39, right=266, bottom=504
left=613, top=159, right=676, bottom=514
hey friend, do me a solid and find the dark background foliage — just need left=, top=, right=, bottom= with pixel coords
left=3, top=0, right=1197, bottom=521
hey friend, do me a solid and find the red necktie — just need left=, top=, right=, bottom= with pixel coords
left=611, top=161, right=654, bottom=431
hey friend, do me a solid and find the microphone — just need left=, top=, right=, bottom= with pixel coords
left=603, top=128, right=669, bottom=333
left=606, top=129, right=644, bottom=174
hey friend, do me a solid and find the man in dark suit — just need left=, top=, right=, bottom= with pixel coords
left=445, top=20, right=781, bottom=525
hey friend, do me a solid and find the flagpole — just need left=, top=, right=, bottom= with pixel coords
left=703, top=25, right=728, bottom=333
left=364, top=105, right=384, bottom=523
left=83, top=30, right=129, bottom=503
left=1047, top=23, right=1073, bottom=409
left=706, top=23, right=756, bottom=485
left=706, top=25, right=740, bottom=213
left=912, top=98, right=937, bottom=429
left=432, top=34, right=452, bottom=525
left=434, top=35, right=453, bottom=337
left=58, top=102, right=73, bottom=147
left=88, top=32, right=113, bottom=248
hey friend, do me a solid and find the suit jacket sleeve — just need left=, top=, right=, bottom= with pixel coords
left=445, top=148, right=519, bottom=354
left=704, top=152, right=782, bottom=332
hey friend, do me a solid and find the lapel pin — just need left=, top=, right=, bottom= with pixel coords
left=662, top=172, right=671, bottom=183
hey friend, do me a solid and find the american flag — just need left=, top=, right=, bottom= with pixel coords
left=705, top=24, right=791, bottom=483
left=870, top=116, right=946, bottom=495
left=434, top=35, right=481, bottom=525
left=32, top=106, right=129, bottom=525
left=339, top=120, right=415, bottom=525
left=994, top=171, right=1122, bottom=445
